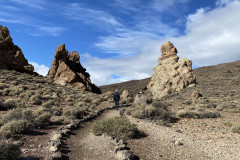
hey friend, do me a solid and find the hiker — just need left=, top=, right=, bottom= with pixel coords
left=113, top=90, right=120, bottom=110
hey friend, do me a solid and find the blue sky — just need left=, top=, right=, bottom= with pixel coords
left=1, top=0, right=240, bottom=86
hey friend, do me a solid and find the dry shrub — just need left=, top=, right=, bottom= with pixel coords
left=0, top=141, right=22, bottom=160
left=74, top=101, right=87, bottom=108
left=225, top=122, right=240, bottom=134
left=0, top=83, right=9, bottom=90
left=42, top=100, right=55, bottom=108
left=176, top=107, right=220, bottom=118
left=2, top=99, right=17, bottom=110
left=52, top=106, right=62, bottom=116
left=83, top=97, right=92, bottom=103
left=216, top=102, right=240, bottom=113
left=29, top=94, right=42, bottom=105
left=1, top=109, right=34, bottom=125
left=36, top=107, right=51, bottom=116
left=92, top=117, right=140, bottom=140
left=0, top=120, right=34, bottom=138
left=34, top=113, right=51, bottom=128
left=126, top=100, right=171, bottom=122
left=0, top=88, right=10, bottom=96
left=230, top=123, right=240, bottom=133
left=63, top=107, right=88, bottom=120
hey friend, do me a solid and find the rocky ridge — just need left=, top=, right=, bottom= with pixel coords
left=0, top=25, right=34, bottom=73
left=48, top=44, right=101, bottom=93
left=148, top=41, right=196, bottom=99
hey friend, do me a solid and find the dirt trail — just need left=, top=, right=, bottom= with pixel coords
left=67, top=107, right=240, bottom=160
left=67, top=108, right=120, bottom=160
left=127, top=114, right=240, bottom=160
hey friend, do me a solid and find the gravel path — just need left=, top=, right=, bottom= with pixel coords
left=127, top=114, right=240, bottom=160
left=67, top=108, right=120, bottom=160
left=67, top=107, right=240, bottom=160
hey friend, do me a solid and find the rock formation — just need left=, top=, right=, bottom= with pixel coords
left=147, top=41, right=196, bottom=99
left=48, top=44, right=101, bottom=94
left=0, top=25, right=34, bottom=73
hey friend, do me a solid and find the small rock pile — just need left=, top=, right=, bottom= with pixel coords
left=148, top=41, right=196, bottom=99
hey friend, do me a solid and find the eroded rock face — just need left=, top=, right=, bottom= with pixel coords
left=148, top=41, right=196, bottom=99
left=48, top=44, right=101, bottom=93
left=0, top=25, right=34, bottom=73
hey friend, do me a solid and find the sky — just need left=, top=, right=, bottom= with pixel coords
left=1, top=0, right=240, bottom=86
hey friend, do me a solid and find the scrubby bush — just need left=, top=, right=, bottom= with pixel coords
left=42, top=100, right=55, bottom=108
left=230, top=123, right=240, bottom=133
left=83, top=97, right=92, bottom=103
left=176, top=107, right=220, bottom=118
left=1, top=109, right=34, bottom=125
left=216, top=102, right=240, bottom=113
left=34, top=113, right=51, bottom=128
left=0, top=141, right=22, bottom=160
left=29, top=94, right=42, bottom=105
left=3, top=99, right=17, bottom=110
left=52, top=106, right=62, bottom=116
left=126, top=100, right=171, bottom=121
left=226, top=122, right=240, bottom=134
left=92, top=117, right=140, bottom=140
left=63, top=107, right=88, bottom=120
left=0, top=120, right=34, bottom=138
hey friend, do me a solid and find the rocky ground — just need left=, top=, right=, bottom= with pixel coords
left=0, top=60, right=240, bottom=160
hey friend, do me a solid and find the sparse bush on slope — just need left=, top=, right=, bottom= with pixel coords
left=126, top=100, right=174, bottom=125
left=225, top=122, right=240, bottom=134
left=176, top=107, right=220, bottom=118
left=63, top=106, right=88, bottom=120
left=92, top=117, right=140, bottom=140
left=34, top=112, right=51, bottom=129
left=0, top=141, right=22, bottom=160
left=0, top=120, right=34, bottom=138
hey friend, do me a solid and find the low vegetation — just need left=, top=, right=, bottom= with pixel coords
left=92, top=117, right=141, bottom=140
left=176, top=107, right=220, bottom=118
left=0, top=69, right=105, bottom=140
left=225, top=122, right=240, bottom=134
left=0, top=141, right=22, bottom=160
left=126, top=99, right=174, bottom=125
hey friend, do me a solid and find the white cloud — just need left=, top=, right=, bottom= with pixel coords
left=187, top=8, right=207, bottom=24
left=172, top=0, right=240, bottom=66
left=30, top=26, right=67, bottom=37
left=82, top=39, right=162, bottom=86
left=85, top=0, right=240, bottom=86
left=63, top=3, right=123, bottom=30
left=8, top=0, right=46, bottom=10
left=29, top=61, right=49, bottom=76
left=216, top=0, right=235, bottom=6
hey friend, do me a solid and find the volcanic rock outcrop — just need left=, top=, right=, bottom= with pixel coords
left=147, top=41, right=196, bottom=99
left=0, top=25, right=34, bottom=73
left=48, top=44, right=101, bottom=93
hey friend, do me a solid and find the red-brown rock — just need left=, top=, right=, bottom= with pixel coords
left=48, top=44, right=101, bottom=94
left=0, top=25, right=34, bottom=73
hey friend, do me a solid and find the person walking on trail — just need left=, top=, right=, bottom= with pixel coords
left=114, top=90, right=120, bottom=110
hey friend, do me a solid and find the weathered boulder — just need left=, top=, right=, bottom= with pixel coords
left=0, top=25, right=34, bottom=73
left=133, top=92, right=152, bottom=105
left=48, top=44, right=101, bottom=93
left=121, top=90, right=129, bottom=101
left=160, top=41, right=178, bottom=60
left=148, top=41, right=196, bottom=99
